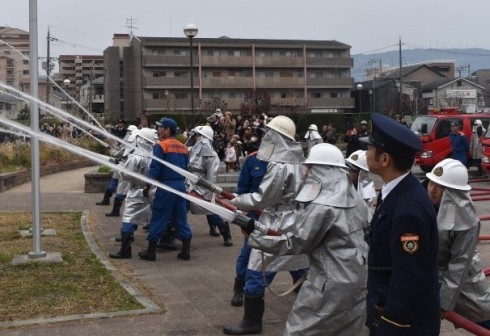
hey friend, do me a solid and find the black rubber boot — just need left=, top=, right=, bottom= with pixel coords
left=138, top=241, right=157, bottom=261
left=209, top=223, right=220, bottom=237
left=115, top=234, right=134, bottom=243
left=177, top=238, right=191, bottom=260
left=223, top=295, right=264, bottom=335
left=220, top=222, right=233, bottom=247
left=105, top=198, right=123, bottom=217
left=109, top=233, right=132, bottom=259
left=157, top=226, right=177, bottom=251
left=96, top=190, right=112, bottom=205
left=231, top=277, right=245, bottom=307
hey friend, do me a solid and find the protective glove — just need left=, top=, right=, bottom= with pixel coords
left=143, top=184, right=151, bottom=198
left=232, top=211, right=255, bottom=235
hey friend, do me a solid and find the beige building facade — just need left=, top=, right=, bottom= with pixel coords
left=105, top=36, right=355, bottom=123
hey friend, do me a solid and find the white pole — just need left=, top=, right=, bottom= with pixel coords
left=28, top=0, right=46, bottom=259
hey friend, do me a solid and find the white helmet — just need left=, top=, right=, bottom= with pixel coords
left=266, top=115, right=296, bottom=140
left=474, top=119, right=483, bottom=126
left=137, top=127, right=158, bottom=143
left=426, top=158, right=471, bottom=191
left=346, top=150, right=369, bottom=171
left=194, top=125, right=214, bottom=141
left=304, top=143, right=347, bottom=168
left=308, top=124, right=318, bottom=131
left=127, top=124, right=138, bottom=132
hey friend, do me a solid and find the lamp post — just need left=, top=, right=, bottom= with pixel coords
left=184, top=23, right=198, bottom=128
left=63, top=78, right=70, bottom=112
left=369, top=88, right=373, bottom=113
left=356, top=83, right=363, bottom=113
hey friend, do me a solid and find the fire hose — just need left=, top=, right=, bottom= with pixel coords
left=188, top=192, right=278, bottom=236
left=444, top=311, right=490, bottom=335
left=0, top=118, right=274, bottom=236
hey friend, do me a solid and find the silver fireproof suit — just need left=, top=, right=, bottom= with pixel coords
left=186, top=134, right=220, bottom=214
left=248, top=165, right=369, bottom=336
left=231, top=129, right=309, bottom=272
left=304, top=129, right=323, bottom=155
left=119, top=135, right=153, bottom=225
left=437, top=187, right=490, bottom=323
left=114, top=130, right=138, bottom=196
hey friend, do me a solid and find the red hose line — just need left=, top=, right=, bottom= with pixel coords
left=445, top=311, right=490, bottom=335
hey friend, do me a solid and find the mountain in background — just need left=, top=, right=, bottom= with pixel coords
left=352, top=48, right=490, bottom=81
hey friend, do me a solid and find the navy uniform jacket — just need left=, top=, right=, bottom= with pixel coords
left=366, top=173, right=440, bottom=336
left=236, top=152, right=267, bottom=220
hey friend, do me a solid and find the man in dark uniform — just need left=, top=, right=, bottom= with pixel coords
left=361, top=113, right=440, bottom=336
left=112, top=119, right=127, bottom=139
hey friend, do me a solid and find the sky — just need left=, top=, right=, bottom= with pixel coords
left=5, top=0, right=490, bottom=63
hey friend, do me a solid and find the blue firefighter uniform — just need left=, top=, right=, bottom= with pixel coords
left=235, top=152, right=268, bottom=279
left=147, top=137, right=191, bottom=243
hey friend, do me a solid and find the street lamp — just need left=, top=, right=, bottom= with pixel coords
left=356, top=83, right=363, bottom=113
left=184, top=23, right=198, bottom=128
left=63, top=79, right=70, bottom=112
left=369, top=88, right=373, bottom=112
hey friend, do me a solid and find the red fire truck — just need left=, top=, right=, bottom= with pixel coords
left=411, top=107, right=490, bottom=172
left=482, top=130, right=490, bottom=173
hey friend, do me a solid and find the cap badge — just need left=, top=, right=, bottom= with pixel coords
left=401, top=233, right=419, bottom=254
left=351, top=154, right=359, bottom=161
left=433, top=167, right=443, bottom=177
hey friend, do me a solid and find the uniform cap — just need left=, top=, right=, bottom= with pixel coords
left=360, top=120, right=368, bottom=125
left=450, top=121, right=460, bottom=127
left=360, top=113, right=422, bottom=153
left=155, top=117, right=177, bottom=131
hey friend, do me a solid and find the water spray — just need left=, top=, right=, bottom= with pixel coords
left=0, top=83, right=234, bottom=199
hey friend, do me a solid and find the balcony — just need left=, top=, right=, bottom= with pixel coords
left=307, top=77, right=353, bottom=88
left=143, top=55, right=189, bottom=67
left=306, top=57, right=353, bottom=68
left=200, top=55, right=253, bottom=67
left=144, top=77, right=193, bottom=88
left=201, top=77, right=253, bottom=89
left=144, top=98, right=192, bottom=111
left=307, top=97, right=355, bottom=108
left=255, top=56, right=304, bottom=67
left=257, top=77, right=304, bottom=89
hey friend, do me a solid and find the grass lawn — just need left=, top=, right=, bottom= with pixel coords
left=0, top=212, right=143, bottom=322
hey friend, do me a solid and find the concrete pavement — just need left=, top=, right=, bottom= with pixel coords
left=0, top=165, right=489, bottom=335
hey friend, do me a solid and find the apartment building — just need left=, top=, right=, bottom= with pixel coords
left=105, top=36, right=355, bottom=123
left=0, top=27, right=31, bottom=119
left=58, top=54, right=104, bottom=98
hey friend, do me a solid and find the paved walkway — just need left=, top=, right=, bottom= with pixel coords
left=0, top=166, right=489, bottom=335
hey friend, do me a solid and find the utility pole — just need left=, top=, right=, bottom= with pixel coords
left=45, top=27, right=50, bottom=106
left=399, top=37, right=403, bottom=115
left=88, top=62, right=94, bottom=116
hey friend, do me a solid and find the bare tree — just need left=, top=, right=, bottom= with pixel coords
left=240, top=88, right=271, bottom=115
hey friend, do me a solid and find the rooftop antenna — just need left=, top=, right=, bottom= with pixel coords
left=125, top=17, right=139, bottom=36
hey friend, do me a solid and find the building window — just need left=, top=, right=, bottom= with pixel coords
left=310, top=92, right=322, bottom=98
left=23, top=70, right=29, bottom=75
left=153, top=71, right=166, bottom=77
left=457, top=80, right=462, bottom=87
left=280, top=71, right=292, bottom=78
left=213, top=71, right=222, bottom=78
left=6, top=80, right=13, bottom=86
left=174, top=71, right=187, bottom=77
left=4, top=51, right=10, bottom=56
left=23, top=59, right=29, bottom=65
left=21, top=51, right=29, bottom=56
left=228, top=70, right=236, bottom=78
left=330, top=92, right=338, bottom=98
